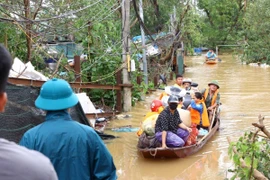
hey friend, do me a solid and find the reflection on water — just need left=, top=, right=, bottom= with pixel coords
left=105, top=53, right=270, bottom=180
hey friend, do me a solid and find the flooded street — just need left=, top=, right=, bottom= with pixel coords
left=105, top=53, right=270, bottom=180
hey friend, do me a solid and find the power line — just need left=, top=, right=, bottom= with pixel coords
left=0, top=0, right=103, bottom=23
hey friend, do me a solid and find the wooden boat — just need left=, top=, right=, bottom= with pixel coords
left=138, top=118, right=220, bottom=158
left=205, top=58, right=218, bottom=64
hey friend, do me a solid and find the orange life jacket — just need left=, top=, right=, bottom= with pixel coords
left=189, top=100, right=210, bottom=127
left=190, top=107, right=200, bottom=125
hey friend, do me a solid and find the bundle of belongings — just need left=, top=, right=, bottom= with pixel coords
left=137, top=86, right=199, bottom=149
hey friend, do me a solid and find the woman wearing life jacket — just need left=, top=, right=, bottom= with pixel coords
left=201, top=80, right=220, bottom=121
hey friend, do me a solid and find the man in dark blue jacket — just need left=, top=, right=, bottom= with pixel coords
left=20, top=78, right=117, bottom=180
left=0, top=44, right=58, bottom=180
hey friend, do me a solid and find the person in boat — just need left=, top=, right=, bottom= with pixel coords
left=205, top=49, right=217, bottom=60
left=174, top=74, right=184, bottom=89
left=159, top=74, right=183, bottom=100
left=201, top=80, right=220, bottom=122
left=155, top=95, right=192, bottom=148
left=187, top=92, right=210, bottom=130
left=161, top=86, right=185, bottom=109
left=20, top=78, right=117, bottom=180
left=190, top=82, right=200, bottom=92
left=182, top=78, right=192, bottom=91
left=0, top=45, right=58, bottom=180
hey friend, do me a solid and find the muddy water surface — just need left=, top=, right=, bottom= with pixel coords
left=105, top=53, right=270, bottom=180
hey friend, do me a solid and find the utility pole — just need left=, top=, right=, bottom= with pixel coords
left=122, top=0, right=132, bottom=111
left=139, top=0, right=148, bottom=85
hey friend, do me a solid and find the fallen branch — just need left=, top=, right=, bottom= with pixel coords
left=252, top=114, right=270, bottom=139
left=130, top=18, right=138, bottom=28
left=50, top=54, right=64, bottom=78
left=227, top=137, right=268, bottom=180
left=160, top=47, right=173, bottom=62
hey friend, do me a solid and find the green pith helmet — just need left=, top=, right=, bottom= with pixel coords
left=167, top=95, right=179, bottom=104
left=35, top=78, right=78, bottom=111
left=208, top=80, right=220, bottom=89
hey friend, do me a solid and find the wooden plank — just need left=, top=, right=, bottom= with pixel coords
left=8, top=77, right=122, bottom=90
left=116, top=71, right=122, bottom=112
left=74, top=55, right=81, bottom=82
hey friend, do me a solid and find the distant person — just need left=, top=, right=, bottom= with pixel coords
left=0, top=44, right=58, bottom=180
left=155, top=95, right=192, bottom=148
left=205, top=49, right=217, bottom=60
left=20, top=78, right=117, bottom=180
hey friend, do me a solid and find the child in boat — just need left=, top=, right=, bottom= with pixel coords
left=187, top=92, right=210, bottom=132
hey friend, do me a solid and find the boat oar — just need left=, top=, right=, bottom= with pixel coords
left=208, top=107, right=217, bottom=132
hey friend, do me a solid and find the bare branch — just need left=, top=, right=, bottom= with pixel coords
left=33, top=0, right=43, bottom=20
left=252, top=115, right=270, bottom=139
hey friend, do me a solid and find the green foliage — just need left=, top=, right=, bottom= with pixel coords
left=228, top=132, right=270, bottom=179
left=198, top=0, right=246, bottom=48
left=241, top=0, right=270, bottom=64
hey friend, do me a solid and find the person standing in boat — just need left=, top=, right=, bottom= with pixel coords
left=201, top=80, right=220, bottom=121
left=205, top=49, right=217, bottom=60
left=0, top=45, right=58, bottom=180
left=155, top=95, right=192, bottom=148
left=20, top=78, right=117, bottom=180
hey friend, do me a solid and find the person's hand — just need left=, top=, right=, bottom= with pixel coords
left=207, top=106, right=213, bottom=111
left=161, top=144, right=168, bottom=149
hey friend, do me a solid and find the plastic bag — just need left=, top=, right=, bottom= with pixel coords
left=142, top=114, right=158, bottom=136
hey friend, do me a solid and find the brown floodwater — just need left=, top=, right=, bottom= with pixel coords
left=104, top=53, right=270, bottom=180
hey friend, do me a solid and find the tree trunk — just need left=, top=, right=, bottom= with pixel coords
left=24, top=0, right=32, bottom=61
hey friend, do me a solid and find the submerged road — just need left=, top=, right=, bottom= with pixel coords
left=105, top=53, right=270, bottom=180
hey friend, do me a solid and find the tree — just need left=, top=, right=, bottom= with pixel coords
left=197, top=0, right=246, bottom=48
left=241, top=0, right=270, bottom=64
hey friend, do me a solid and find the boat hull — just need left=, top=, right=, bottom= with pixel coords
left=205, top=58, right=218, bottom=64
left=138, top=119, right=220, bottom=158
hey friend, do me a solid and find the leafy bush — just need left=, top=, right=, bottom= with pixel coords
left=228, top=132, right=270, bottom=179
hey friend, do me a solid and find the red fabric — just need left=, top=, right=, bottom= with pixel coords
left=185, top=123, right=198, bottom=146
left=151, top=100, right=163, bottom=112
